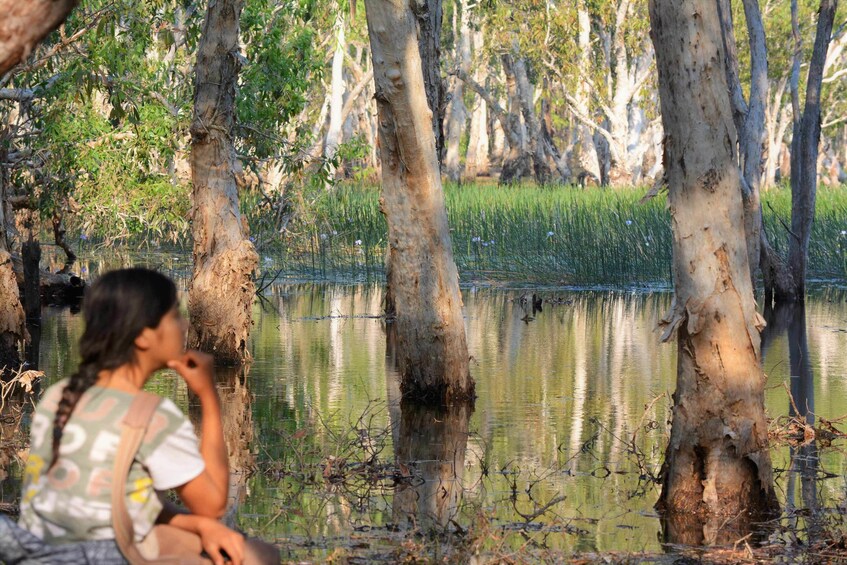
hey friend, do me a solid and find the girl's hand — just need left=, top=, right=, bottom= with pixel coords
left=167, top=350, right=216, bottom=398
left=196, top=518, right=244, bottom=565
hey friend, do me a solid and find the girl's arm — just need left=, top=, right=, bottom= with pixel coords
left=167, top=351, right=230, bottom=518
left=158, top=506, right=244, bottom=565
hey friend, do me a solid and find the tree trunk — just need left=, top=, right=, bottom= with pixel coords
left=499, top=55, right=532, bottom=184
left=787, top=0, right=838, bottom=301
left=364, top=0, right=474, bottom=403
left=464, top=83, right=488, bottom=181
left=188, top=0, right=259, bottom=365
left=443, top=0, right=470, bottom=182
left=463, top=29, right=489, bottom=182
left=511, top=53, right=552, bottom=185
left=0, top=0, right=77, bottom=75
left=324, top=10, right=346, bottom=181
left=649, top=0, right=777, bottom=538
left=717, top=0, right=770, bottom=287
left=410, top=0, right=445, bottom=165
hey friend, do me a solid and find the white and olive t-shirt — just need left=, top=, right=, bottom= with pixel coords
left=19, top=380, right=205, bottom=543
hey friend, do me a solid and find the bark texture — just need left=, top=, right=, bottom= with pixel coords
left=410, top=0, right=445, bottom=164
left=0, top=0, right=77, bottom=76
left=188, top=0, right=258, bottom=364
left=364, top=0, right=474, bottom=403
left=649, top=0, right=777, bottom=534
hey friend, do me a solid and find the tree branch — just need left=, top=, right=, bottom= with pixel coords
left=0, top=0, right=78, bottom=76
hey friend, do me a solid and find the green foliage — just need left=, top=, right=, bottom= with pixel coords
left=239, top=0, right=325, bottom=160
left=3, top=0, right=332, bottom=244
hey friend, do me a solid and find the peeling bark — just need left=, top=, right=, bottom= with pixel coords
left=649, top=0, right=777, bottom=536
left=364, top=0, right=474, bottom=403
left=189, top=0, right=258, bottom=364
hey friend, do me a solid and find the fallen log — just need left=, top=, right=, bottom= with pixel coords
left=10, top=254, right=85, bottom=306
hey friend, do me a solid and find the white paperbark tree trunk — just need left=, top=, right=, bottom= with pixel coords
left=649, top=0, right=777, bottom=540
left=443, top=0, right=471, bottom=182
left=324, top=10, right=346, bottom=180
left=188, top=0, right=259, bottom=364
left=364, top=0, right=474, bottom=402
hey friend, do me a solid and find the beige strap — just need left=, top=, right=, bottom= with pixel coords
left=111, top=391, right=170, bottom=565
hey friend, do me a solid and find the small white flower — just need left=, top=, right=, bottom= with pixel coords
left=332, top=230, right=337, bottom=236
left=841, top=230, right=847, bottom=236
left=626, top=220, right=633, bottom=226
left=547, top=231, right=555, bottom=237
left=472, top=236, right=482, bottom=243
left=354, top=239, right=362, bottom=246
left=489, top=240, right=495, bottom=245
left=320, top=233, right=327, bottom=240
left=482, top=242, right=489, bottom=247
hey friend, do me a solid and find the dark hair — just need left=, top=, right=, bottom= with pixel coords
left=49, top=268, right=178, bottom=468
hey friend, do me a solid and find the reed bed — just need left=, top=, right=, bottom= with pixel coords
left=248, top=182, right=847, bottom=285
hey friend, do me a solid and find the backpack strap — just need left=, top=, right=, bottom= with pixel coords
left=111, top=391, right=162, bottom=565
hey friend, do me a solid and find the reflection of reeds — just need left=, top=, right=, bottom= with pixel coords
left=246, top=183, right=847, bottom=283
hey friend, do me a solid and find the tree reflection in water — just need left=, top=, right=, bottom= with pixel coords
left=391, top=399, right=472, bottom=531
left=763, top=302, right=821, bottom=540
left=189, top=364, right=255, bottom=527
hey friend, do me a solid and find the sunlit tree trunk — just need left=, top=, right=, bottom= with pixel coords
left=649, top=0, right=777, bottom=538
left=569, top=2, right=602, bottom=184
left=0, top=157, right=24, bottom=375
left=189, top=0, right=258, bottom=364
left=463, top=28, right=489, bottom=182
left=364, top=0, right=474, bottom=402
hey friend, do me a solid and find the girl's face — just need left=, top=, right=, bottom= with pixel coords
left=146, top=305, right=188, bottom=365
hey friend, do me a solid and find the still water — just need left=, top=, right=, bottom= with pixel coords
left=8, top=269, right=847, bottom=559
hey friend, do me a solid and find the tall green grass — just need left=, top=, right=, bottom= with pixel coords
left=248, top=182, right=847, bottom=285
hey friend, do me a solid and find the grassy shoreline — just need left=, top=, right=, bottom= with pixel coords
left=246, top=182, right=847, bottom=285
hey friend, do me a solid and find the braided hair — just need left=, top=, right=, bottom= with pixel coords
left=49, top=268, right=177, bottom=469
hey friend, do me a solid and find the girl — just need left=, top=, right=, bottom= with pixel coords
left=17, top=268, right=278, bottom=564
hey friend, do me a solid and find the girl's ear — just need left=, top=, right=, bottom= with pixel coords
left=135, top=327, right=154, bottom=351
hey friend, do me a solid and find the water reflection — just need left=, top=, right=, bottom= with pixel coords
left=13, top=282, right=847, bottom=556
left=188, top=365, right=255, bottom=525
left=764, top=303, right=822, bottom=539
left=392, top=400, right=472, bottom=531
